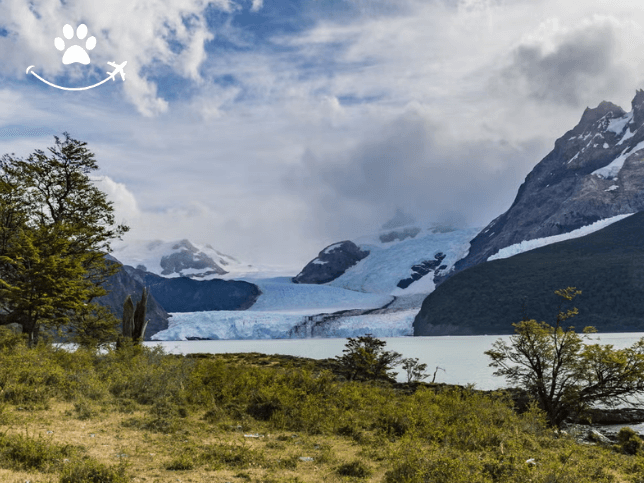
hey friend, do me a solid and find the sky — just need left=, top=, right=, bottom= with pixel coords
left=1, top=0, right=644, bottom=270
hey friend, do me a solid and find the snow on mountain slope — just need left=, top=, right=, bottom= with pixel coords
left=110, top=238, right=256, bottom=279
left=326, top=224, right=482, bottom=295
left=487, top=213, right=635, bottom=261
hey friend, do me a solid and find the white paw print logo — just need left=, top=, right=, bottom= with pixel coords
left=26, top=23, right=126, bottom=90
left=54, top=24, right=96, bottom=65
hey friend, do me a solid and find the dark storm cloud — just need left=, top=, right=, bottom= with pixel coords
left=284, top=112, right=549, bottom=241
left=496, top=20, right=626, bottom=107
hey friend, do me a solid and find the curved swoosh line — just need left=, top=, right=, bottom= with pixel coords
left=26, top=66, right=114, bottom=91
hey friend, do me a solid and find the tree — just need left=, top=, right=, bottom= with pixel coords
left=401, top=357, right=429, bottom=383
left=119, top=287, right=149, bottom=346
left=0, top=133, right=128, bottom=344
left=335, top=334, right=402, bottom=381
left=68, top=303, right=121, bottom=349
left=485, top=287, right=644, bottom=427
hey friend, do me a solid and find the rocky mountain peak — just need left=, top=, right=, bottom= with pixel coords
left=578, top=100, right=625, bottom=131
left=632, top=89, right=644, bottom=126
left=293, top=241, right=369, bottom=284
left=441, top=89, right=644, bottom=282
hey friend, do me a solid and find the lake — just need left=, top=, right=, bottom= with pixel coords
left=145, top=332, right=644, bottom=390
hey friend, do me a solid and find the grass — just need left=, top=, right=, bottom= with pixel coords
left=1, top=333, right=644, bottom=482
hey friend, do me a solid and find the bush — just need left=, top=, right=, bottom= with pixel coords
left=616, top=427, right=643, bottom=455
left=200, top=442, right=266, bottom=470
left=59, top=459, right=129, bottom=483
left=165, top=453, right=195, bottom=471
left=101, top=345, right=192, bottom=406
left=0, top=432, right=78, bottom=472
left=336, top=459, right=372, bottom=478
left=335, top=334, right=401, bottom=381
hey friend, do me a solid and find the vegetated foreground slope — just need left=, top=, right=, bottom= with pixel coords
left=1, top=335, right=643, bottom=482
left=414, top=211, right=644, bottom=336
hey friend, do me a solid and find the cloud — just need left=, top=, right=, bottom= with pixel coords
left=283, top=109, right=548, bottom=241
left=492, top=16, right=636, bottom=108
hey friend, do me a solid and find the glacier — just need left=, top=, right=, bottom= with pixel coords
left=151, top=224, right=480, bottom=340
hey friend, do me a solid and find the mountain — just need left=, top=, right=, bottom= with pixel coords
left=293, top=241, right=370, bottom=284
left=110, top=239, right=256, bottom=279
left=95, top=258, right=170, bottom=340
left=121, top=265, right=261, bottom=312
left=443, top=90, right=644, bottom=282
left=293, top=211, right=481, bottom=298
left=413, top=211, right=644, bottom=336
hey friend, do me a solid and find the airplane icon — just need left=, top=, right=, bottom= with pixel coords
left=106, top=61, right=127, bottom=81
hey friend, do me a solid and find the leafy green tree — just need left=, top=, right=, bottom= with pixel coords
left=401, top=357, right=429, bottom=383
left=485, top=287, right=644, bottom=427
left=336, top=334, right=402, bottom=381
left=68, top=304, right=121, bottom=349
left=0, top=133, right=128, bottom=344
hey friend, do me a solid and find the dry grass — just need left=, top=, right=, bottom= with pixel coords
left=1, top=400, right=382, bottom=482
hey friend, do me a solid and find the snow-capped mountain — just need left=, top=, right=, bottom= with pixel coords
left=293, top=209, right=481, bottom=297
left=110, top=239, right=256, bottom=279
left=447, top=90, right=644, bottom=281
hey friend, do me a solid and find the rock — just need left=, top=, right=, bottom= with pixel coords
left=397, top=252, right=447, bottom=289
left=588, top=429, right=612, bottom=444
left=382, top=208, right=416, bottom=229
left=293, top=241, right=370, bottom=284
left=562, top=423, right=617, bottom=445
left=571, top=407, right=644, bottom=425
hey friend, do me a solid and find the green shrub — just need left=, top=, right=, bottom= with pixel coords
left=275, top=454, right=299, bottom=469
left=59, top=458, right=129, bottom=482
left=121, top=399, right=184, bottom=434
left=0, top=325, right=27, bottom=351
left=336, top=459, right=372, bottom=478
left=71, top=400, right=96, bottom=420
left=200, top=442, right=266, bottom=470
left=0, top=431, right=79, bottom=472
left=165, top=453, right=195, bottom=471
left=615, top=427, right=643, bottom=455
left=101, top=345, right=192, bottom=406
